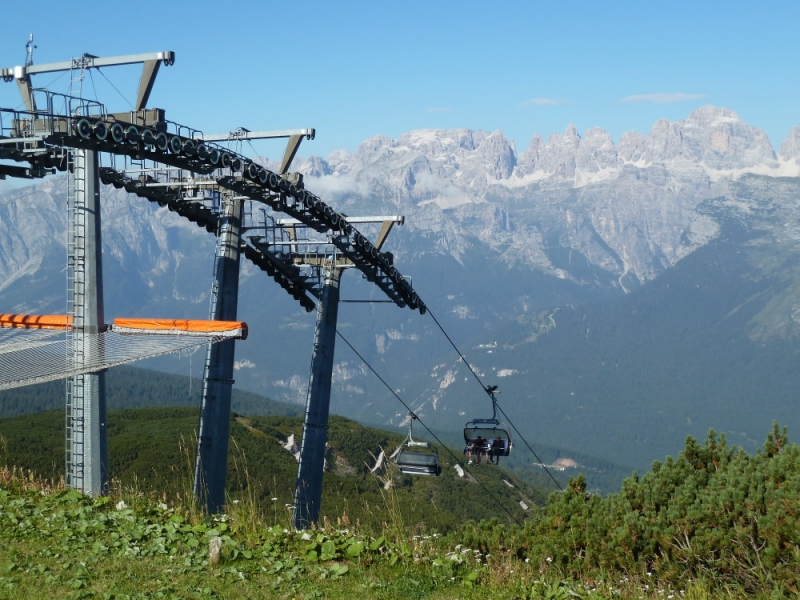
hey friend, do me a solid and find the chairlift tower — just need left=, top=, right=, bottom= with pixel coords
left=2, top=48, right=175, bottom=496
left=254, top=215, right=405, bottom=529
left=193, top=191, right=242, bottom=513
left=191, top=128, right=314, bottom=514
left=2, top=46, right=427, bottom=515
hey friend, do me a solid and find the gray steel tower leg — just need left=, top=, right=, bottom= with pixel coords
left=194, top=196, right=243, bottom=514
left=66, top=149, right=108, bottom=497
left=293, top=269, right=341, bottom=529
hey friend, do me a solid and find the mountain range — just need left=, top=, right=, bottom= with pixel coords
left=2, top=105, right=800, bottom=472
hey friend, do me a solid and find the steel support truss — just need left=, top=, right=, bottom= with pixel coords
left=1, top=49, right=424, bottom=517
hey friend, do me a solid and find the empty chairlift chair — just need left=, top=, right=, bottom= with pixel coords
left=395, top=413, right=442, bottom=477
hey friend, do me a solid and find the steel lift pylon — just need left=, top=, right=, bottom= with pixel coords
left=291, top=216, right=403, bottom=529
left=2, top=44, right=426, bottom=513
left=191, top=128, right=314, bottom=513
left=3, top=47, right=174, bottom=496
left=294, top=267, right=340, bottom=527
left=194, top=192, right=242, bottom=513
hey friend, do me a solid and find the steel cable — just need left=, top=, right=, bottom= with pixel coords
left=335, top=329, right=523, bottom=526
left=425, top=308, right=564, bottom=492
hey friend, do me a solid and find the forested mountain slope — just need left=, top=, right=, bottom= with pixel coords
left=401, top=176, right=800, bottom=470
left=0, top=407, right=540, bottom=530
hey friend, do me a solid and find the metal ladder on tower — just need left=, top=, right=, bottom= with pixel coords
left=65, top=147, right=87, bottom=491
left=65, top=60, right=88, bottom=491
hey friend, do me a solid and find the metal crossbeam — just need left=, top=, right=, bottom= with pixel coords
left=204, top=128, right=315, bottom=175
left=203, top=129, right=315, bottom=142
left=2, top=51, right=174, bottom=112
left=1, top=51, right=175, bottom=77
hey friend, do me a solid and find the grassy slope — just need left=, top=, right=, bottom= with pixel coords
left=0, top=460, right=780, bottom=599
left=0, top=407, right=544, bottom=532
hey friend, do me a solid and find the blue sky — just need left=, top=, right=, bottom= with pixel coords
left=0, top=0, right=797, bottom=160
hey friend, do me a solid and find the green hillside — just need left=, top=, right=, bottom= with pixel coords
left=0, top=364, right=633, bottom=494
left=0, top=406, right=543, bottom=531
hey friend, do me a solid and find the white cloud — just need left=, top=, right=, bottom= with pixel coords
left=305, top=174, right=371, bottom=199
left=426, top=107, right=453, bottom=113
left=518, top=98, right=565, bottom=107
left=620, top=92, right=707, bottom=104
left=413, top=171, right=475, bottom=209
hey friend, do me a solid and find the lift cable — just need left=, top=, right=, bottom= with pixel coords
left=95, top=67, right=134, bottom=110
left=335, top=329, right=523, bottom=526
left=425, top=308, right=564, bottom=493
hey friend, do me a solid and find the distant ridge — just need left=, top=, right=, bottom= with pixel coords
left=0, top=365, right=303, bottom=419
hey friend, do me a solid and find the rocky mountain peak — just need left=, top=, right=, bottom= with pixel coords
left=780, top=127, right=800, bottom=161
left=644, top=105, right=777, bottom=170
left=685, top=105, right=743, bottom=127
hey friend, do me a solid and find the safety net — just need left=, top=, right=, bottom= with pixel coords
left=0, top=314, right=247, bottom=391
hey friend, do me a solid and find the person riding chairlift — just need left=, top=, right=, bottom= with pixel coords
left=490, top=435, right=504, bottom=465
left=468, top=436, right=487, bottom=464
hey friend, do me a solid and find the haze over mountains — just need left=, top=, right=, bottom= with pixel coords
left=2, top=105, right=800, bottom=471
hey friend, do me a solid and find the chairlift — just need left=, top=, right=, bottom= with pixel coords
left=463, top=386, right=512, bottom=463
left=395, top=413, right=442, bottom=476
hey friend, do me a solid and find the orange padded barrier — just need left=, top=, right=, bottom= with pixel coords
left=112, top=318, right=248, bottom=339
left=0, top=314, right=72, bottom=330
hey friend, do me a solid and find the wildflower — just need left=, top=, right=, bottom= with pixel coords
left=115, top=500, right=128, bottom=510
left=271, top=497, right=278, bottom=501
left=546, top=556, right=552, bottom=563
left=232, top=499, right=240, bottom=504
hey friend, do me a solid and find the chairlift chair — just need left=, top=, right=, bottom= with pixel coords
left=395, top=413, right=442, bottom=477
left=463, top=386, right=512, bottom=461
